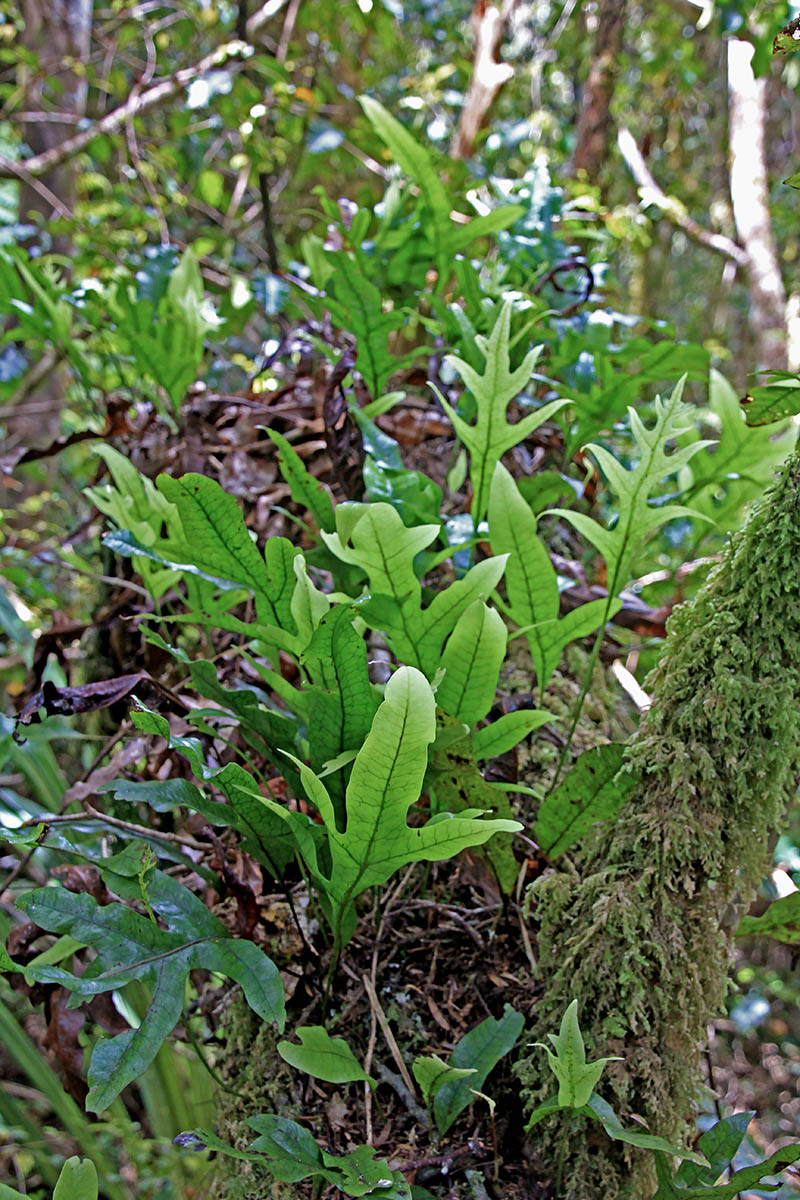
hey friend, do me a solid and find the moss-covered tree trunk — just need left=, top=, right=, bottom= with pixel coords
left=519, top=453, right=800, bottom=1198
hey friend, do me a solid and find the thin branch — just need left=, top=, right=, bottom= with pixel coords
left=0, top=40, right=254, bottom=181
left=617, top=127, right=749, bottom=267
left=247, top=0, right=289, bottom=37
left=451, top=0, right=519, bottom=160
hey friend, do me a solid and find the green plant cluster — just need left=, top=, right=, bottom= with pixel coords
left=4, top=83, right=800, bottom=1200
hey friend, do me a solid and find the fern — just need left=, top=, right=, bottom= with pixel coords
left=552, top=377, right=712, bottom=601
left=358, top=97, right=523, bottom=289
left=239, top=666, right=520, bottom=957
left=433, top=299, right=568, bottom=523
left=489, top=461, right=619, bottom=696
left=320, top=500, right=508, bottom=682
left=548, top=377, right=713, bottom=779
left=321, top=254, right=419, bottom=397
left=679, top=368, right=796, bottom=532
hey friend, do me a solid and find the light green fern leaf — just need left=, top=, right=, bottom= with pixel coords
left=436, top=599, right=507, bottom=724
left=434, top=300, right=569, bottom=522
left=552, top=377, right=714, bottom=597
left=489, top=461, right=621, bottom=694
left=239, top=667, right=520, bottom=949
left=321, top=502, right=508, bottom=677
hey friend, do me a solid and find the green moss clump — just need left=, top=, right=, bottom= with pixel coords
left=517, top=454, right=800, bottom=1198
left=212, top=999, right=299, bottom=1200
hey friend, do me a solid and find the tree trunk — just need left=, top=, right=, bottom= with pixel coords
left=728, top=38, right=788, bottom=372
left=7, top=0, right=92, bottom=448
left=571, top=0, right=628, bottom=179
left=19, top=0, right=92, bottom=252
left=519, top=453, right=800, bottom=1198
left=451, top=0, right=517, bottom=161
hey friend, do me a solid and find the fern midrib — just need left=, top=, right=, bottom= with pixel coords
left=334, top=700, right=410, bottom=919
left=181, top=480, right=280, bottom=625
left=371, top=533, right=423, bottom=670
left=606, top=404, right=675, bottom=601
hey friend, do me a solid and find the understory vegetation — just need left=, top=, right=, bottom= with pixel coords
left=4, top=2, right=800, bottom=1198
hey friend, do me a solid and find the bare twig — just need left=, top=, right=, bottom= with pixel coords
left=0, top=40, right=254, bottom=181
left=362, top=973, right=418, bottom=1100
left=617, top=127, right=748, bottom=267
left=247, top=0, right=289, bottom=37
left=451, top=0, right=519, bottom=160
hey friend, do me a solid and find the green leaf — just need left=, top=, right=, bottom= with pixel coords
left=429, top=720, right=519, bottom=893
left=278, top=1026, right=373, bottom=1085
left=321, top=1143, right=411, bottom=1198
left=680, top=370, right=795, bottom=528
left=737, top=891, right=800, bottom=942
left=157, top=473, right=299, bottom=631
left=489, top=461, right=620, bottom=693
left=435, top=301, right=568, bottom=522
left=653, top=1142, right=800, bottom=1197
left=247, top=1114, right=328, bottom=1183
left=266, top=428, right=335, bottom=532
left=673, top=1112, right=754, bottom=1188
left=448, top=204, right=526, bottom=250
left=586, top=1094, right=708, bottom=1166
left=359, top=96, right=452, bottom=281
left=472, top=709, right=552, bottom=760
left=16, top=885, right=285, bottom=1112
left=238, top=667, right=520, bottom=948
left=53, top=1157, right=99, bottom=1200
left=322, top=255, right=418, bottom=397
left=322, top=501, right=508, bottom=677
left=773, top=19, right=800, bottom=54
left=534, top=743, right=636, bottom=859
left=742, top=375, right=800, bottom=426
left=433, top=1005, right=524, bottom=1135
left=436, top=599, right=507, bottom=725
left=533, top=1000, right=620, bottom=1109
left=303, top=606, right=379, bottom=827
left=245, top=1116, right=411, bottom=1196
left=412, top=1054, right=476, bottom=1110
left=196, top=168, right=225, bottom=207
left=552, top=378, right=713, bottom=596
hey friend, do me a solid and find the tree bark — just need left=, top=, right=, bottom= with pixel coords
left=519, top=453, right=800, bottom=1197
left=5, top=1, right=93, bottom=449
left=18, top=0, right=93, bottom=253
left=571, top=0, right=628, bottom=179
left=451, top=0, right=517, bottom=161
left=728, top=38, right=788, bottom=371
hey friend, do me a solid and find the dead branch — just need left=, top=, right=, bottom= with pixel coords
left=451, top=0, right=518, bottom=160
left=617, top=127, right=749, bottom=267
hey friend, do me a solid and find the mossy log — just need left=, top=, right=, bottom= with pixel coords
left=518, top=453, right=800, bottom=1198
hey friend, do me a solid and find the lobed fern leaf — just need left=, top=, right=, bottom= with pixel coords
left=552, top=377, right=713, bottom=599
left=433, top=300, right=568, bottom=523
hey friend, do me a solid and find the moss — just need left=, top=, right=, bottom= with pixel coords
left=517, top=454, right=800, bottom=1198
left=212, top=998, right=300, bottom=1200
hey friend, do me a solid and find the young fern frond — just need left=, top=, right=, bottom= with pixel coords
left=548, top=377, right=714, bottom=781
left=551, top=377, right=713, bottom=601
left=433, top=299, right=568, bottom=523
left=239, top=667, right=521, bottom=959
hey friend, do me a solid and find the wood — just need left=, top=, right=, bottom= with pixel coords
left=451, top=0, right=518, bottom=161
